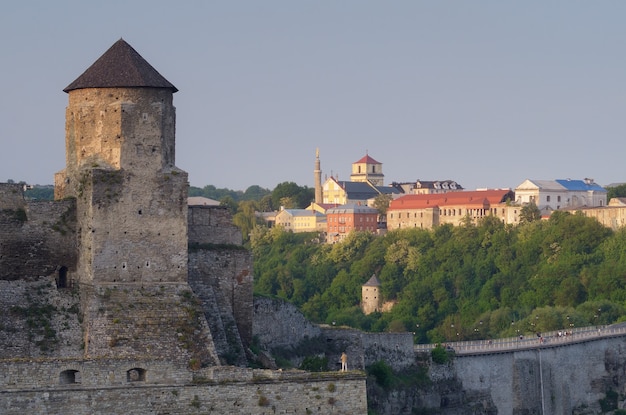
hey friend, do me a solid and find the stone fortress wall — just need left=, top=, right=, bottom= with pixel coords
left=0, top=359, right=366, bottom=415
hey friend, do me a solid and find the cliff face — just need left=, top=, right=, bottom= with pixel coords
left=252, top=297, right=626, bottom=414
left=367, top=336, right=626, bottom=415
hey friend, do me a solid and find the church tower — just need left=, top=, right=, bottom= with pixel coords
left=350, top=153, right=384, bottom=186
left=314, top=148, right=322, bottom=204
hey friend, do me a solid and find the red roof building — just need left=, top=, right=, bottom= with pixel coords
left=387, top=189, right=517, bottom=229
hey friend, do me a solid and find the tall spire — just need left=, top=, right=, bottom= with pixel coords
left=314, top=148, right=322, bottom=204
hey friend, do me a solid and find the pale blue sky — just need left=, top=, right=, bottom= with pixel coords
left=2, top=1, right=626, bottom=191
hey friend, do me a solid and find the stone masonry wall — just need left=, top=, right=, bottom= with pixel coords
left=189, top=248, right=253, bottom=366
left=447, top=335, right=626, bottom=414
left=0, top=183, right=26, bottom=210
left=253, top=297, right=415, bottom=372
left=80, top=283, right=220, bottom=367
left=75, top=168, right=189, bottom=285
left=188, top=205, right=242, bottom=245
left=0, top=362, right=367, bottom=415
left=0, top=192, right=76, bottom=281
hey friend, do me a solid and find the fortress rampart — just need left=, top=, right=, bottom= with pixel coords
left=0, top=361, right=367, bottom=415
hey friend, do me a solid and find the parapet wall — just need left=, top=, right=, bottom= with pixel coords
left=0, top=183, right=26, bottom=210
left=0, top=197, right=76, bottom=280
left=0, top=362, right=367, bottom=415
left=188, top=205, right=242, bottom=245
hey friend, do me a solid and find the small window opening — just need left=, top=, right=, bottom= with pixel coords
left=127, top=368, right=146, bottom=382
left=57, top=266, right=68, bottom=289
left=59, top=369, right=81, bottom=384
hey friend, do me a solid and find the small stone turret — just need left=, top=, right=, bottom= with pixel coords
left=361, top=274, right=382, bottom=315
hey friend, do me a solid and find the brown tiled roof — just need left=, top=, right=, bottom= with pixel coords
left=64, top=39, right=177, bottom=93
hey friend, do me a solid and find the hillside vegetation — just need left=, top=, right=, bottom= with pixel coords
left=251, top=211, right=626, bottom=343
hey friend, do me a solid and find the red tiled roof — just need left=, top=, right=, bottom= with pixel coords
left=389, top=190, right=514, bottom=210
left=354, top=154, right=381, bottom=165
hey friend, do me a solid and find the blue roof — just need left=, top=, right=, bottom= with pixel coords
left=555, top=179, right=606, bottom=192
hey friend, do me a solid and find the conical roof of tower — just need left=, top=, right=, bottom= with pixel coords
left=63, top=39, right=178, bottom=93
left=363, top=274, right=381, bottom=287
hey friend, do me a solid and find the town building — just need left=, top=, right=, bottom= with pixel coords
left=322, top=176, right=400, bottom=206
left=514, top=178, right=607, bottom=210
left=391, top=180, right=464, bottom=195
left=387, top=189, right=516, bottom=230
left=326, top=203, right=379, bottom=243
left=275, top=207, right=326, bottom=233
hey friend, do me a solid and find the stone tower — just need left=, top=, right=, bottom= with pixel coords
left=361, top=274, right=382, bottom=315
left=54, top=39, right=219, bottom=364
left=55, top=39, right=187, bottom=286
left=314, top=148, right=322, bottom=204
left=350, top=153, right=384, bottom=186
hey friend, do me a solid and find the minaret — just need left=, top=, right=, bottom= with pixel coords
left=314, top=148, right=322, bottom=204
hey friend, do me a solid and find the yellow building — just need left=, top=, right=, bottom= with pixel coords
left=275, top=208, right=326, bottom=233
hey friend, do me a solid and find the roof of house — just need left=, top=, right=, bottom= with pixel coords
left=279, top=209, right=324, bottom=218
left=555, top=179, right=606, bottom=192
left=354, top=154, right=381, bottom=165
left=337, top=181, right=400, bottom=200
left=516, top=179, right=606, bottom=193
left=516, top=179, right=565, bottom=191
left=327, top=203, right=378, bottom=214
left=389, top=189, right=514, bottom=210
left=64, top=39, right=178, bottom=93
left=363, top=274, right=381, bottom=287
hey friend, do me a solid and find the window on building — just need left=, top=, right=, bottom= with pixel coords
left=547, top=196, right=551, bottom=202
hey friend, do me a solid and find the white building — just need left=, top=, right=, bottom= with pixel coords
left=515, top=178, right=607, bottom=211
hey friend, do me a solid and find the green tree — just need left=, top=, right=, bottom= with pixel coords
left=606, top=183, right=626, bottom=200
left=233, top=200, right=261, bottom=243
left=271, top=182, right=314, bottom=209
left=519, top=202, right=541, bottom=224
left=219, top=195, right=238, bottom=215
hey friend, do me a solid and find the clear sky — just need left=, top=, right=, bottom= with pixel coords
left=2, top=1, right=626, bottom=191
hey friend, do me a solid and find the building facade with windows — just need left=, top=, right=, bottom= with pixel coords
left=326, top=203, right=379, bottom=243
left=387, top=189, right=517, bottom=230
left=275, top=208, right=326, bottom=233
left=515, top=178, right=607, bottom=211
